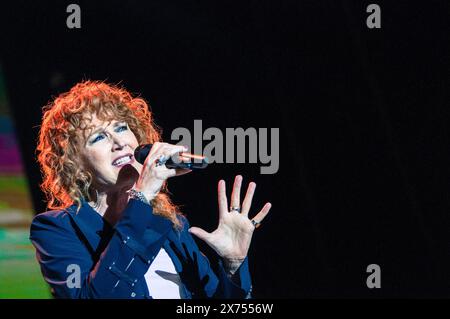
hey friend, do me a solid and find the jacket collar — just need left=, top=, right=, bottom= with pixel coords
left=65, top=200, right=174, bottom=253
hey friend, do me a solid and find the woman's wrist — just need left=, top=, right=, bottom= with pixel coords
left=142, top=190, right=157, bottom=202
left=223, top=257, right=245, bottom=275
left=129, top=189, right=154, bottom=204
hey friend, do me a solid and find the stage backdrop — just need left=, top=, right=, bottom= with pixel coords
left=0, top=66, right=50, bottom=298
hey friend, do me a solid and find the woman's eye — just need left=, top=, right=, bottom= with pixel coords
left=91, top=134, right=105, bottom=144
left=89, top=125, right=127, bottom=144
left=116, top=125, right=128, bottom=132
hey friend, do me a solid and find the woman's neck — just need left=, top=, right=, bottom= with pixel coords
left=89, top=188, right=130, bottom=226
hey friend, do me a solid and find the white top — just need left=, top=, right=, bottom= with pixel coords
left=144, top=247, right=186, bottom=299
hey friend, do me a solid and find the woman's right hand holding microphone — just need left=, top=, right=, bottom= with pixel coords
left=133, top=142, right=192, bottom=202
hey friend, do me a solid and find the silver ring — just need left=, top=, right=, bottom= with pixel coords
left=155, top=155, right=168, bottom=167
left=230, top=206, right=241, bottom=213
left=251, top=219, right=261, bottom=228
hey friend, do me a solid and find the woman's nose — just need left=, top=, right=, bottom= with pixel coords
left=111, top=136, right=126, bottom=150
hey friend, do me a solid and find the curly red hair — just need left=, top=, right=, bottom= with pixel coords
left=37, top=80, right=181, bottom=227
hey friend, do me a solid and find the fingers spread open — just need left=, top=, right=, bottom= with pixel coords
left=252, top=202, right=272, bottom=224
left=188, top=226, right=211, bottom=243
left=241, top=182, right=256, bottom=216
left=218, top=179, right=228, bottom=217
left=230, top=175, right=243, bottom=212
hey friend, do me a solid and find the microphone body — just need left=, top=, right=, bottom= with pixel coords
left=134, top=144, right=208, bottom=169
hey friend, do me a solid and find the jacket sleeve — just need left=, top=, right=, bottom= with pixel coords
left=29, top=199, right=168, bottom=299
left=179, top=217, right=253, bottom=299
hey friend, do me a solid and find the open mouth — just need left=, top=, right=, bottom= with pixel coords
left=112, top=154, right=133, bottom=167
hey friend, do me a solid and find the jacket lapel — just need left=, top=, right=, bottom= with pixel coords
left=66, top=201, right=108, bottom=254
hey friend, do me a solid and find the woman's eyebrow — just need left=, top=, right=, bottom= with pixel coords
left=87, top=121, right=123, bottom=138
left=88, top=126, right=105, bottom=138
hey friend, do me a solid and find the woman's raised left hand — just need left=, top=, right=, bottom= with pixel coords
left=188, top=175, right=272, bottom=263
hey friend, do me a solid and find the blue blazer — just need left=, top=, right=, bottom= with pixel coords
left=29, top=199, right=252, bottom=299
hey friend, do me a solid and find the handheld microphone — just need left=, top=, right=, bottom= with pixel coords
left=134, top=144, right=209, bottom=170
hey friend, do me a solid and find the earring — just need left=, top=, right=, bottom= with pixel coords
left=94, top=189, right=101, bottom=210
left=89, top=189, right=100, bottom=210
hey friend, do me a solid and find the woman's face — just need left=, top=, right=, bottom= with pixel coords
left=79, top=113, right=143, bottom=191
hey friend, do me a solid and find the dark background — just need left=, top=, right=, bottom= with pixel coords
left=1, top=0, right=449, bottom=297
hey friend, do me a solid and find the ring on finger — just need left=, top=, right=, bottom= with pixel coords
left=251, top=219, right=261, bottom=228
left=230, top=206, right=241, bottom=213
left=155, top=155, right=168, bottom=167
